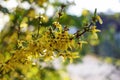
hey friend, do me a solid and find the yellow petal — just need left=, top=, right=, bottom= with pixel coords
left=78, top=41, right=88, bottom=49
left=91, top=33, right=98, bottom=39
left=82, top=9, right=89, bottom=16
left=97, top=15, right=103, bottom=24
left=95, top=29, right=101, bottom=32
left=91, top=26, right=101, bottom=33
left=80, top=41, right=88, bottom=44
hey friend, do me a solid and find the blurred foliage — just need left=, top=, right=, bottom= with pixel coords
left=77, top=13, right=120, bottom=69
left=0, top=0, right=103, bottom=80
left=93, top=13, right=120, bottom=65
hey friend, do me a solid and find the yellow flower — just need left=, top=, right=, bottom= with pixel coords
left=82, top=9, right=89, bottom=16
left=69, top=52, right=79, bottom=63
left=90, top=26, right=101, bottom=39
left=44, top=51, right=54, bottom=61
left=59, top=52, right=79, bottom=63
left=91, top=26, right=101, bottom=33
left=96, top=15, right=103, bottom=24
left=53, top=21, right=62, bottom=32
left=35, top=15, right=47, bottom=22
left=78, top=40, right=88, bottom=49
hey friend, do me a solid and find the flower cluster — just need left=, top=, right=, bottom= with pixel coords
left=0, top=8, right=103, bottom=76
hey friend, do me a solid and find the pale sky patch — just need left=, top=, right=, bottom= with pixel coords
left=67, top=0, right=120, bottom=16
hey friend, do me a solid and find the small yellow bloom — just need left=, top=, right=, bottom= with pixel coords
left=96, top=15, right=103, bottom=24
left=59, top=52, right=79, bottom=63
left=35, top=15, right=47, bottom=22
left=90, top=26, right=101, bottom=39
left=69, top=52, right=79, bottom=63
left=53, top=21, right=62, bottom=32
left=91, top=26, right=101, bottom=33
left=78, top=41, right=88, bottom=49
left=82, top=9, right=89, bottom=16
left=44, top=51, right=54, bottom=61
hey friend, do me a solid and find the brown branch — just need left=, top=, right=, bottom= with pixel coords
left=76, top=22, right=93, bottom=38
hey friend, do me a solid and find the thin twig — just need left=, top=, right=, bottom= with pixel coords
left=76, top=22, right=93, bottom=38
left=37, top=14, right=41, bottom=37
